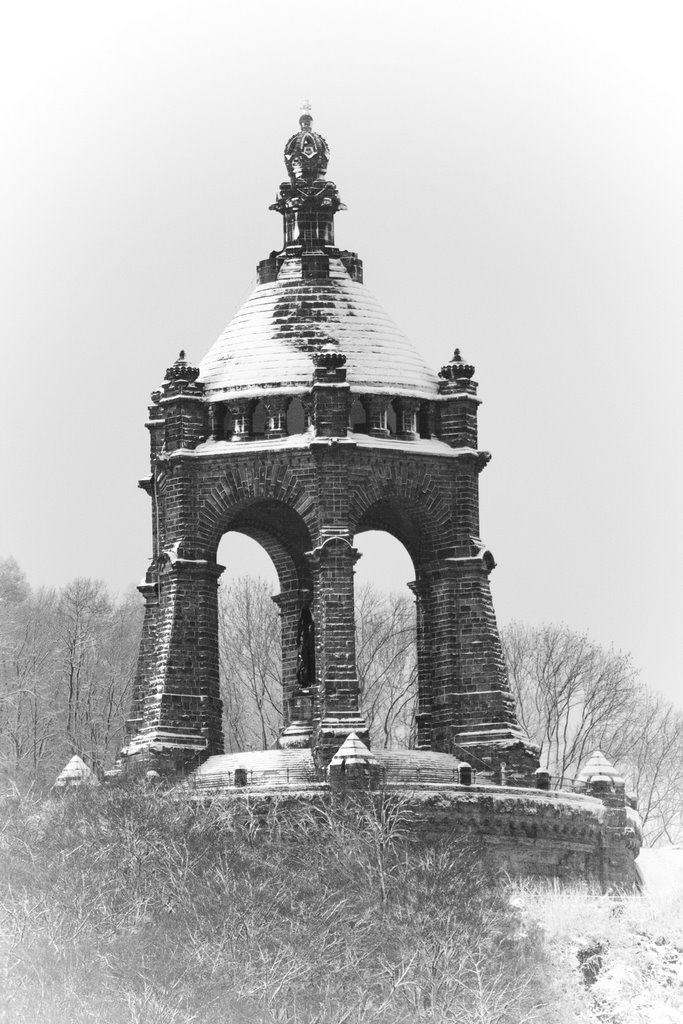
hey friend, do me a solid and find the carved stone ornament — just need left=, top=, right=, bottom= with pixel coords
left=284, top=101, right=330, bottom=183
left=164, top=350, right=200, bottom=386
left=438, top=348, right=475, bottom=382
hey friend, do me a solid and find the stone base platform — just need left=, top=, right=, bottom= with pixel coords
left=177, top=747, right=642, bottom=891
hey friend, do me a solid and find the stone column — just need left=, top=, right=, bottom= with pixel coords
left=423, top=551, right=538, bottom=783
left=438, top=349, right=480, bottom=449
left=274, top=578, right=316, bottom=750
left=311, top=349, right=349, bottom=437
left=123, top=558, right=224, bottom=775
left=309, top=534, right=368, bottom=766
left=408, top=579, right=433, bottom=749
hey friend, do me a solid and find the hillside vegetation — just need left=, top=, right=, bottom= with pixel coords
left=1, top=787, right=682, bottom=1024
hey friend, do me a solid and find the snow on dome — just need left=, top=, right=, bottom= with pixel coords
left=52, top=755, right=98, bottom=789
left=198, top=256, right=440, bottom=402
left=183, top=748, right=318, bottom=790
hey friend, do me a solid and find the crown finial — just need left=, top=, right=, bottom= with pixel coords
left=283, top=102, right=330, bottom=183
left=438, top=348, right=475, bottom=383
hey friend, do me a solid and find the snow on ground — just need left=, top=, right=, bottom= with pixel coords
left=637, top=845, right=683, bottom=897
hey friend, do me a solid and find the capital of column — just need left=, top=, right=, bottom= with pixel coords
left=158, top=555, right=226, bottom=581
left=305, top=533, right=361, bottom=567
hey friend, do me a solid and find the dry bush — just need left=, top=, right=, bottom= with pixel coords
left=0, top=787, right=560, bottom=1024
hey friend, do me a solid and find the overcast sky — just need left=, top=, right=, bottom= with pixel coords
left=1, top=1, right=681, bottom=705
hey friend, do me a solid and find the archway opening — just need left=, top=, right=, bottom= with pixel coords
left=353, top=530, right=417, bottom=749
left=217, top=532, right=282, bottom=753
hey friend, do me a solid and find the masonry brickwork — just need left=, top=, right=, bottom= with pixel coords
left=122, top=107, right=539, bottom=781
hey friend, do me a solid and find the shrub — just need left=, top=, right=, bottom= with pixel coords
left=0, top=787, right=555, bottom=1024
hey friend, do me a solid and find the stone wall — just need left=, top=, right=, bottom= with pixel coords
left=181, top=783, right=641, bottom=891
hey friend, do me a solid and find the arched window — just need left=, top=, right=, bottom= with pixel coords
left=418, top=402, right=433, bottom=439
left=252, top=401, right=267, bottom=436
left=349, top=398, right=367, bottom=433
left=386, top=400, right=397, bottom=435
left=287, top=396, right=307, bottom=435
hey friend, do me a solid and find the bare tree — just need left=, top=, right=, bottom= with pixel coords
left=218, top=576, right=283, bottom=751
left=0, top=563, right=61, bottom=784
left=615, top=690, right=683, bottom=845
left=502, top=621, right=683, bottom=845
left=502, top=622, right=639, bottom=784
left=355, top=584, right=417, bottom=749
left=0, top=562, right=142, bottom=789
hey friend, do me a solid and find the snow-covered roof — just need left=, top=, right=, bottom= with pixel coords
left=575, top=750, right=625, bottom=786
left=52, top=754, right=98, bottom=789
left=329, top=731, right=378, bottom=767
left=198, top=256, right=440, bottom=401
left=185, top=748, right=318, bottom=790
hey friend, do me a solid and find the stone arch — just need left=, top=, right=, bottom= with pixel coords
left=194, top=462, right=318, bottom=560
left=350, top=472, right=455, bottom=753
left=349, top=466, right=453, bottom=567
left=216, top=508, right=315, bottom=736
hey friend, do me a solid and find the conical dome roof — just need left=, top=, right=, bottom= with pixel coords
left=329, top=731, right=378, bottom=767
left=52, top=754, right=98, bottom=789
left=199, top=255, right=440, bottom=401
left=575, top=749, right=624, bottom=786
left=198, top=107, right=440, bottom=403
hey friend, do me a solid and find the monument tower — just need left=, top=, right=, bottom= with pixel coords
left=122, top=105, right=538, bottom=781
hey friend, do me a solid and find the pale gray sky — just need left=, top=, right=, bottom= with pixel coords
left=1, top=1, right=681, bottom=703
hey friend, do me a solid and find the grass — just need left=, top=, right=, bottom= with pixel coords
left=1, top=785, right=681, bottom=1023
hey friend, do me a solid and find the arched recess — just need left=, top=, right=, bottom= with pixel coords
left=353, top=526, right=417, bottom=750
left=286, top=396, right=306, bottom=434
left=252, top=401, right=267, bottom=436
left=215, top=500, right=315, bottom=751
left=349, top=397, right=367, bottom=432
left=353, top=493, right=447, bottom=752
left=386, top=400, right=397, bottom=435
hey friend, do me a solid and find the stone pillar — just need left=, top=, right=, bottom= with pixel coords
left=125, top=580, right=160, bottom=745
left=312, top=349, right=350, bottom=437
left=438, top=349, right=480, bottom=449
left=160, top=352, right=208, bottom=452
left=408, top=579, right=433, bottom=749
left=274, top=578, right=315, bottom=750
left=588, top=774, right=642, bottom=890
left=123, top=558, right=224, bottom=776
left=309, top=535, right=368, bottom=767
left=423, top=551, right=538, bottom=784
